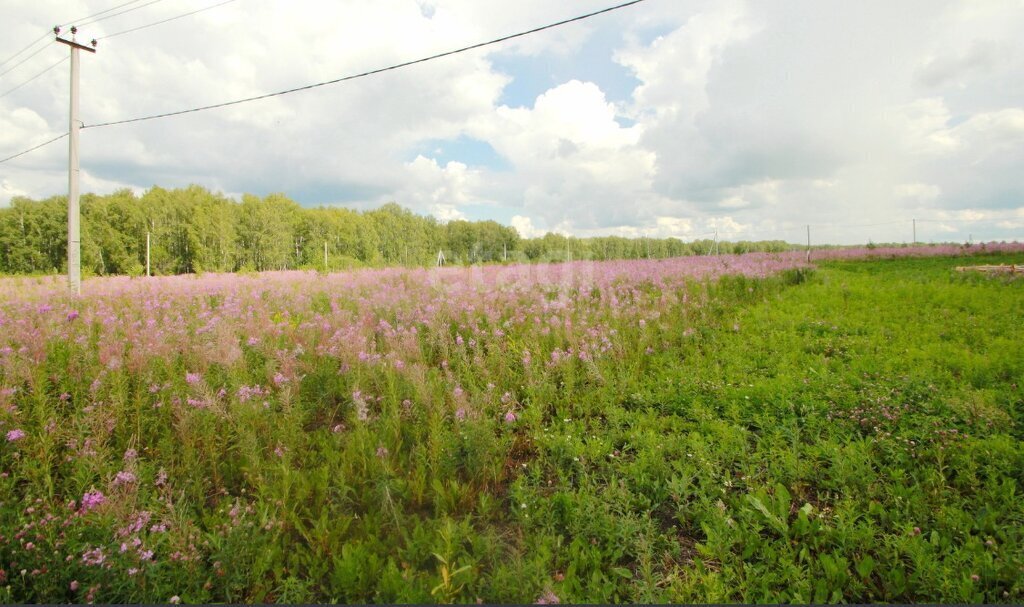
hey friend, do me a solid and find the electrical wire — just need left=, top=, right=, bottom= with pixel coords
left=77, top=0, right=168, bottom=28
left=1, top=0, right=647, bottom=164
left=0, top=32, right=51, bottom=70
left=61, top=0, right=150, bottom=27
left=98, top=0, right=239, bottom=40
left=0, top=56, right=67, bottom=99
left=0, top=1, right=146, bottom=72
left=0, top=44, right=53, bottom=79
left=82, top=0, right=648, bottom=129
left=0, top=132, right=68, bottom=164
left=918, top=214, right=1023, bottom=223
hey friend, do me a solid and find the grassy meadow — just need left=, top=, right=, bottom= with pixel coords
left=0, top=245, right=1022, bottom=603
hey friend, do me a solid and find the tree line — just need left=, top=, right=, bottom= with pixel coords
left=0, top=185, right=795, bottom=276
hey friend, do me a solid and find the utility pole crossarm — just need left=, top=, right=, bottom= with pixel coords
left=55, top=37, right=97, bottom=53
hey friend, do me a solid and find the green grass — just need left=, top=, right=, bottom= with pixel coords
left=1, top=253, right=1022, bottom=603
left=589, top=253, right=1024, bottom=602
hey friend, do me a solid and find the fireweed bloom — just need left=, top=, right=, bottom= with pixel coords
left=81, top=491, right=106, bottom=511
left=5, top=428, right=25, bottom=442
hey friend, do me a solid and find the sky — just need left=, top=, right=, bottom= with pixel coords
left=1, top=0, right=1023, bottom=245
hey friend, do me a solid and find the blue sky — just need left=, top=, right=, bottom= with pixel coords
left=1, top=0, right=1023, bottom=244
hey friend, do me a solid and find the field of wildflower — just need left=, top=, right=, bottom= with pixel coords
left=1, top=243, right=1023, bottom=603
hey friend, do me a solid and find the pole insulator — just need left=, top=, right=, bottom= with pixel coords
left=53, top=25, right=61, bottom=35
left=71, top=26, right=78, bottom=35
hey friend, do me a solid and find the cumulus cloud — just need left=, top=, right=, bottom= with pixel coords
left=510, top=215, right=543, bottom=238
left=2, top=0, right=1023, bottom=243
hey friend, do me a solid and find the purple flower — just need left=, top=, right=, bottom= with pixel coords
left=5, top=428, right=25, bottom=442
left=66, top=310, right=80, bottom=321
left=536, top=589, right=560, bottom=604
left=504, top=411, right=518, bottom=424
left=81, top=491, right=105, bottom=511
left=81, top=547, right=106, bottom=566
left=112, top=470, right=137, bottom=487
left=185, top=372, right=201, bottom=385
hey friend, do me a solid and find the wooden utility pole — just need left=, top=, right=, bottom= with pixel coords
left=55, top=27, right=96, bottom=295
left=806, top=225, right=811, bottom=263
left=324, top=241, right=328, bottom=270
left=146, top=231, right=151, bottom=276
left=912, top=218, right=916, bottom=245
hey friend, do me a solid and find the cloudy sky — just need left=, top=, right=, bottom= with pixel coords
left=1, top=0, right=1023, bottom=244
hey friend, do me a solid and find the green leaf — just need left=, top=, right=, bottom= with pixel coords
left=611, top=567, right=633, bottom=579
left=856, top=555, right=875, bottom=579
left=747, top=494, right=787, bottom=533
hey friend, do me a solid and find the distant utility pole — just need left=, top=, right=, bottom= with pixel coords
left=55, top=26, right=97, bottom=295
left=324, top=241, right=328, bottom=270
left=146, top=231, right=151, bottom=276
left=806, top=225, right=811, bottom=263
left=912, top=219, right=917, bottom=245
left=436, top=249, right=445, bottom=267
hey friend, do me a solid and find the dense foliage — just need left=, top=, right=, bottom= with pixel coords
left=0, top=186, right=794, bottom=275
left=0, top=245, right=1022, bottom=603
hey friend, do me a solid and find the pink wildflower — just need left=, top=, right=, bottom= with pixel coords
left=112, top=470, right=137, bottom=487
left=504, top=411, right=518, bottom=424
left=81, top=491, right=105, bottom=511
left=185, top=372, right=201, bottom=385
left=81, top=547, right=106, bottom=566
left=5, top=429, right=25, bottom=442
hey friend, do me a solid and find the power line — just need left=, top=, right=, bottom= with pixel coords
left=98, top=0, right=239, bottom=40
left=0, top=1, right=145, bottom=73
left=77, top=0, right=168, bottom=28
left=919, top=214, right=1023, bottom=223
left=1, top=0, right=647, bottom=164
left=0, top=32, right=51, bottom=71
left=0, top=1, right=226, bottom=100
left=62, top=0, right=150, bottom=28
left=82, top=0, right=649, bottom=129
left=0, top=56, right=68, bottom=100
left=0, top=132, right=68, bottom=164
left=0, top=44, right=54, bottom=79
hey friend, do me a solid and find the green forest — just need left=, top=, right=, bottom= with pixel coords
left=0, top=185, right=795, bottom=275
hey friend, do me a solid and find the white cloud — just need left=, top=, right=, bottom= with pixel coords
left=0, top=179, right=30, bottom=207
left=510, top=215, right=543, bottom=238
left=894, top=183, right=942, bottom=202
left=2, top=0, right=1023, bottom=244
left=654, top=216, right=694, bottom=237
